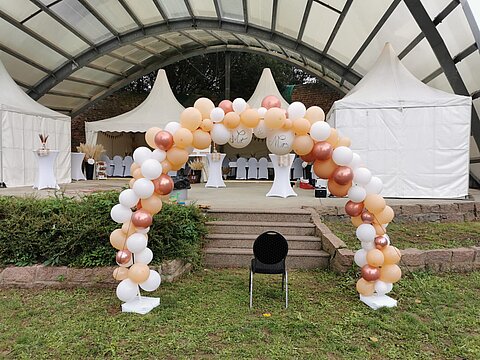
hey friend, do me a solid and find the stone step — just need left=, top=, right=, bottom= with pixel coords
left=206, top=221, right=316, bottom=236
left=204, top=248, right=330, bottom=269
left=206, top=208, right=311, bottom=222
left=205, top=234, right=322, bottom=250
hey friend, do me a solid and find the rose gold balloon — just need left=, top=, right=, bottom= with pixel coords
left=116, top=249, right=132, bottom=265
left=345, top=200, right=364, bottom=217
left=332, top=166, right=353, bottom=185
left=218, top=99, right=233, bottom=114
left=361, top=264, right=381, bottom=282
left=154, top=131, right=174, bottom=151
left=131, top=209, right=153, bottom=228
left=261, top=95, right=281, bottom=109
left=301, top=150, right=316, bottom=163
left=374, top=236, right=389, bottom=249
left=153, top=174, right=174, bottom=195
left=361, top=211, right=375, bottom=224
left=312, top=141, right=332, bottom=161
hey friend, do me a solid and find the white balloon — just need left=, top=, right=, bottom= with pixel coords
left=232, top=98, right=247, bottom=113
left=253, top=119, right=268, bottom=139
left=140, top=270, right=161, bottom=292
left=136, top=226, right=150, bottom=234
left=267, top=130, right=295, bottom=155
left=356, top=223, right=376, bottom=242
left=211, top=123, right=231, bottom=145
left=332, top=146, right=353, bottom=166
left=309, top=121, right=331, bottom=141
left=132, top=178, right=154, bottom=199
left=365, top=176, right=383, bottom=195
left=110, top=204, right=132, bottom=224
left=349, top=153, right=363, bottom=169
left=228, top=125, right=253, bottom=149
left=361, top=240, right=375, bottom=251
left=348, top=185, right=367, bottom=203
left=126, top=233, right=148, bottom=253
left=141, top=159, right=163, bottom=180
left=118, top=189, right=139, bottom=209
left=353, top=167, right=372, bottom=185
left=116, top=279, right=138, bottom=302
left=134, top=247, right=153, bottom=265
left=354, top=249, right=368, bottom=267
left=164, top=121, right=181, bottom=135
left=257, top=107, right=267, bottom=118
left=210, top=107, right=225, bottom=123
left=287, top=101, right=306, bottom=120
left=151, top=149, right=166, bottom=162
left=374, top=280, right=393, bottom=295
left=133, top=147, right=152, bottom=165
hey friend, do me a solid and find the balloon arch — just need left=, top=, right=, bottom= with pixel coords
left=109, top=96, right=402, bottom=308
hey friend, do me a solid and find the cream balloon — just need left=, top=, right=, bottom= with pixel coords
left=232, top=98, right=247, bottom=113
left=287, top=101, right=306, bottom=120
left=266, top=130, right=295, bottom=155
left=210, top=107, right=225, bottom=123
left=194, top=97, right=215, bottom=119
left=228, top=124, right=253, bottom=149
left=253, top=120, right=268, bottom=139
left=164, top=121, right=181, bottom=135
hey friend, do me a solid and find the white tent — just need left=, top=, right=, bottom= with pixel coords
left=247, top=68, right=289, bottom=109
left=0, top=60, right=71, bottom=187
left=328, top=43, right=471, bottom=198
left=85, top=69, right=184, bottom=154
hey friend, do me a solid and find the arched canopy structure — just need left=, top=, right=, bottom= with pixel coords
left=0, top=0, right=479, bottom=149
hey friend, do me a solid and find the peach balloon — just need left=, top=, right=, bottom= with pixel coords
left=110, top=229, right=128, bottom=250
left=351, top=215, right=363, bottom=227
left=192, top=129, right=212, bottom=150
left=327, top=179, right=352, bottom=197
left=379, top=264, right=402, bottom=283
left=194, top=97, right=215, bottom=119
left=180, top=107, right=202, bottom=131
left=282, top=118, right=293, bottom=130
left=153, top=174, right=174, bottom=195
left=376, top=206, right=395, bottom=224
left=154, top=130, right=174, bottom=151
left=131, top=162, right=140, bottom=174
left=131, top=209, right=153, bottom=228
left=129, top=178, right=136, bottom=189
left=132, top=168, right=143, bottom=179
left=292, top=135, right=314, bottom=156
left=264, top=107, right=286, bottom=129
left=170, top=161, right=185, bottom=171
left=356, top=278, right=375, bottom=296
left=128, top=263, right=150, bottom=284
left=145, top=127, right=162, bottom=148
left=326, top=128, right=338, bottom=146
left=166, top=147, right=189, bottom=166
left=374, top=236, right=389, bottom=249
left=173, top=128, right=194, bottom=149
left=373, top=222, right=386, bottom=236
left=201, top=118, right=213, bottom=132
left=113, top=267, right=129, bottom=281
left=223, top=112, right=241, bottom=129
left=312, top=141, right=332, bottom=161
left=382, top=245, right=401, bottom=265
left=332, top=166, right=354, bottom=185
left=261, top=95, right=281, bottom=109
left=292, top=118, right=311, bottom=135
left=218, top=99, right=233, bottom=114
left=345, top=201, right=364, bottom=217
left=364, top=194, right=386, bottom=214
left=116, top=249, right=132, bottom=265
left=141, top=194, right=163, bottom=214
left=313, top=158, right=337, bottom=179
left=161, top=160, right=172, bottom=174
left=122, top=220, right=137, bottom=237
left=305, top=106, right=325, bottom=124
left=337, top=137, right=351, bottom=147
left=240, top=108, right=260, bottom=128
left=366, top=249, right=385, bottom=267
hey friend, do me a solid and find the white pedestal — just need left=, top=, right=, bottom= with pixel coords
left=360, top=294, right=397, bottom=310
left=266, top=154, right=297, bottom=198
left=205, top=153, right=226, bottom=188
left=71, top=152, right=86, bottom=181
left=121, top=296, right=160, bottom=314
left=33, top=150, right=60, bottom=190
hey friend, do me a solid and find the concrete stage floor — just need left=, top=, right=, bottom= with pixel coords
left=0, top=179, right=478, bottom=210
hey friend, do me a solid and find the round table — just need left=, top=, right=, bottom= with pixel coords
left=205, top=153, right=226, bottom=188
left=33, top=150, right=60, bottom=190
left=71, top=152, right=86, bottom=181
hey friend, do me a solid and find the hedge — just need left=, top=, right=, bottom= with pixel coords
left=0, top=191, right=208, bottom=268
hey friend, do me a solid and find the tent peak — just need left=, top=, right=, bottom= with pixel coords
left=247, top=68, right=289, bottom=109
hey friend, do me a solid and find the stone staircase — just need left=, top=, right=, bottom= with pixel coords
left=203, top=208, right=330, bottom=269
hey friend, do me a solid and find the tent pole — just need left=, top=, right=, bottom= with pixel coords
left=0, top=115, right=5, bottom=188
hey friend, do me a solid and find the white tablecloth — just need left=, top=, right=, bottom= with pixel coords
left=71, top=152, right=86, bottom=181
left=228, top=161, right=273, bottom=168
left=205, top=153, right=226, bottom=188
left=33, top=150, right=60, bottom=190
left=266, top=154, right=297, bottom=198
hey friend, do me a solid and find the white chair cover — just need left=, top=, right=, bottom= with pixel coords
left=112, top=155, right=125, bottom=177
left=123, top=156, right=134, bottom=177
left=101, top=155, right=114, bottom=177
left=247, top=158, right=258, bottom=179
left=292, top=157, right=304, bottom=180
left=236, top=157, right=247, bottom=179
left=258, top=157, right=269, bottom=179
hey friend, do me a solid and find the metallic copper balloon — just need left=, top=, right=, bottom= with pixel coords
left=361, top=211, right=375, bottom=224
left=153, top=174, right=174, bottom=195
left=345, top=200, right=364, bottom=217
left=311, top=141, right=332, bottom=161
left=261, top=95, right=281, bottom=109
left=332, top=166, right=354, bottom=185
left=361, top=265, right=381, bottom=282
left=374, top=235, right=389, bottom=249
left=115, top=249, right=132, bottom=265
left=300, top=150, right=316, bottom=163
left=218, top=99, right=233, bottom=114
left=154, top=130, right=174, bottom=151
left=131, top=209, right=153, bottom=228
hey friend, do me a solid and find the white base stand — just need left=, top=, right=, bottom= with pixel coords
left=266, top=154, right=297, bottom=198
left=205, top=153, right=226, bottom=188
left=360, top=294, right=397, bottom=310
left=121, top=296, right=160, bottom=314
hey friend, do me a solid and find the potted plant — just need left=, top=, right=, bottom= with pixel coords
left=76, top=143, right=105, bottom=180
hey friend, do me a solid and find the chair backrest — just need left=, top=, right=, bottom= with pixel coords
left=292, top=157, right=304, bottom=179
left=236, top=157, right=247, bottom=179
left=258, top=157, right=268, bottom=179
left=123, top=156, right=134, bottom=176
left=112, top=155, right=124, bottom=177
left=253, top=231, right=288, bottom=264
left=247, top=157, right=258, bottom=179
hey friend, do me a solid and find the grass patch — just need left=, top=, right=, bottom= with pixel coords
left=323, top=219, right=480, bottom=250
left=0, top=269, right=479, bottom=359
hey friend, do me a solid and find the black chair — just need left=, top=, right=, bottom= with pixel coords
left=249, top=231, right=289, bottom=309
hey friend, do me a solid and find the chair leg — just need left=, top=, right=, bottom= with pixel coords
left=249, top=270, right=253, bottom=308
left=282, top=272, right=285, bottom=292
left=285, top=270, right=288, bottom=309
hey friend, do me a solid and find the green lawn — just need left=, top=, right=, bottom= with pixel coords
left=0, top=269, right=479, bottom=359
left=323, top=220, right=480, bottom=250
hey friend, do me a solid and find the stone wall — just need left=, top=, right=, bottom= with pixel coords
left=0, top=259, right=191, bottom=289
left=291, top=82, right=342, bottom=112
